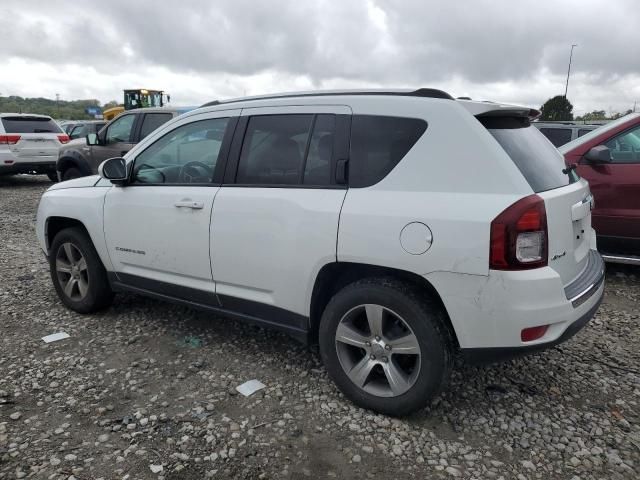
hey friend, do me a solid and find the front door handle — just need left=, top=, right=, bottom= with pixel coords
left=174, top=200, right=204, bottom=209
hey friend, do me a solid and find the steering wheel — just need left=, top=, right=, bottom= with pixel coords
left=135, top=163, right=166, bottom=183
left=180, top=161, right=213, bottom=183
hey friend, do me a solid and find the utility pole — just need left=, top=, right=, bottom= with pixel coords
left=564, top=44, right=577, bottom=98
left=55, top=93, right=60, bottom=118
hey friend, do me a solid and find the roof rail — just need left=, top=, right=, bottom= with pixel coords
left=199, top=88, right=453, bottom=108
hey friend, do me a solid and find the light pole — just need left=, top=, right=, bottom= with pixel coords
left=564, top=44, right=577, bottom=98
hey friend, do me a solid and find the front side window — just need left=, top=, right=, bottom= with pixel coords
left=605, top=125, right=640, bottom=163
left=133, top=118, right=229, bottom=184
left=349, top=115, right=427, bottom=187
left=140, top=113, right=173, bottom=140
left=105, top=115, right=135, bottom=144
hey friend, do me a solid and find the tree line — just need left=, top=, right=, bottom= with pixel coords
left=0, top=95, right=119, bottom=120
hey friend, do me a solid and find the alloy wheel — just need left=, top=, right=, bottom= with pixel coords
left=55, top=242, right=89, bottom=301
left=335, top=304, right=422, bottom=397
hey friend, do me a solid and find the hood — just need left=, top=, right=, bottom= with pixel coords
left=47, top=175, right=102, bottom=191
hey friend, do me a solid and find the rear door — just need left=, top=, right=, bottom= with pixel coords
left=1, top=116, right=63, bottom=163
left=210, top=105, right=350, bottom=321
left=484, top=118, right=593, bottom=284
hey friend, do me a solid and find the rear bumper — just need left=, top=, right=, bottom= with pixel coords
left=460, top=290, right=603, bottom=364
left=0, top=160, right=56, bottom=174
left=426, top=249, right=605, bottom=359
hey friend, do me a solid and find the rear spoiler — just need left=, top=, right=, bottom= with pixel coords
left=476, top=107, right=541, bottom=120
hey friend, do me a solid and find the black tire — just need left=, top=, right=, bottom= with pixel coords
left=46, top=171, right=58, bottom=182
left=319, top=277, right=453, bottom=416
left=49, top=227, right=114, bottom=313
left=62, top=167, right=82, bottom=181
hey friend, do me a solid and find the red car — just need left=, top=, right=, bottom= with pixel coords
left=559, top=113, right=640, bottom=263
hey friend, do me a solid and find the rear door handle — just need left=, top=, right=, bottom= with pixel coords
left=174, top=200, right=204, bottom=209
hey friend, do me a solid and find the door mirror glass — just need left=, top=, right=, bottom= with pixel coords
left=99, top=157, right=128, bottom=184
left=585, top=145, right=611, bottom=163
left=86, top=133, right=99, bottom=145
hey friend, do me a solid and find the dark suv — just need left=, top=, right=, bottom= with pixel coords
left=56, top=107, right=190, bottom=181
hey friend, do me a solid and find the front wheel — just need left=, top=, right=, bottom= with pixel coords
left=62, top=167, right=82, bottom=181
left=49, top=227, right=114, bottom=313
left=319, top=278, right=452, bottom=416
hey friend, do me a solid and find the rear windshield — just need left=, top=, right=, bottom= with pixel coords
left=480, top=117, right=569, bottom=192
left=1, top=116, right=63, bottom=134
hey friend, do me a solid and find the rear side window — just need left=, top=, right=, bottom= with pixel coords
left=1, top=116, right=62, bottom=134
left=578, top=128, right=592, bottom=137
left=349, top=115, right=427, bottom=187
left=482, top=117, right=569, bottom=193
left=539, top=127, right=572, bottom=147
left=140, top=113, right=174, bottom=140
left=236, top=114, right=337, bottom=186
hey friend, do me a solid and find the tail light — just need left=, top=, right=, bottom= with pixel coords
left=490, top=195, right=548, bottom=270
left=57, top=134, right=70, bottom=144
left=0, top=134, right=21, bottom=145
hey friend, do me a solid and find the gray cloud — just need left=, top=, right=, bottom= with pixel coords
left=0, top=0, right=638, bottom=113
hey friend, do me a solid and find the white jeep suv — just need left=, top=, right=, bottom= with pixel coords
left=36, top=89, right=605, bottom=415
left=1, top=113, right=69, bottom=181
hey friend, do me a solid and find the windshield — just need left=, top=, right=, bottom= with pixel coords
left=481, top=117, right=570, bottom=192
left=559, top=113, right=640, bottom=153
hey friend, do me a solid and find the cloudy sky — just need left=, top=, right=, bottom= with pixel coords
left=1, top=0, right=638, bottom=116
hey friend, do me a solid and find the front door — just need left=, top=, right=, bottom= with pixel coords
left=103, top=110, right=239, bottom=297
left=577, top=123, right=640, bottom=253
left=210, top=106, right=351, bottom=324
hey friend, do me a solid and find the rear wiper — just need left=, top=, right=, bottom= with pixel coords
left=34, top=129, right=53, bottom=133
left=562, top=163, right=580, bottom=183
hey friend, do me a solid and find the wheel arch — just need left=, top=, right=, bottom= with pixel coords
left=57, top=152, right=92, bottom=177
left=45, top=217, right=90, bottom=253
left=309, top=262, right=459, bottom=349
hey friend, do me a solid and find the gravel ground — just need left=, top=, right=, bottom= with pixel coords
left=1, top=174, right=639, bottom=480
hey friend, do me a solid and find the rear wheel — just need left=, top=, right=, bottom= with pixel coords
left=62, top=167, right=82, bottom=181
left=49, top=227, right=114, bottom=313
left=319, top=278, right=452, bottom=416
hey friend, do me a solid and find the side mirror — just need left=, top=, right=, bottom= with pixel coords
left=98, top=157, right=128, bottom=185
left=585, top=145, right=611, bottom=163
left=86, top=133, right=99, bottom=146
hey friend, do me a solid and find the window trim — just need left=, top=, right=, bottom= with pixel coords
left=222, top=113, right=350, bottom=189
left=126, top=116, right=238, bottom=187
